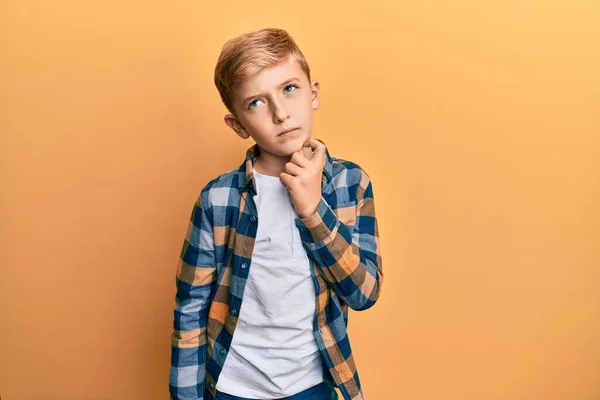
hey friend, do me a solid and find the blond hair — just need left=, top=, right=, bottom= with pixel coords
left=214, top=28, right=311, bottom=113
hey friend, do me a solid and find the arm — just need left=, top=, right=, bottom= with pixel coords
left=294, top=170, right=383, bottom=310
left=170, top=190, right=216, bottom=400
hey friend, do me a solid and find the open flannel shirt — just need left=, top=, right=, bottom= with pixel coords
left=170, top=142, right=383, bottom=400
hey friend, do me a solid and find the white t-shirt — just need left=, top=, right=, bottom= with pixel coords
left=216, top=168, right=324, bottom=398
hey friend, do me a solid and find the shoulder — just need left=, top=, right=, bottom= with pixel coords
left=197, top=166, right=241, bottom=210
left=329, top=156, right=374, bottom=202
left=330, top=156, right=372, bottom=186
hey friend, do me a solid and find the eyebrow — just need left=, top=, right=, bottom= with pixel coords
left=242, top=77, right=301, bottom=106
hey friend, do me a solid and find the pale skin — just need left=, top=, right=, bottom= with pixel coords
left=223, top=55, right=327, bottom=218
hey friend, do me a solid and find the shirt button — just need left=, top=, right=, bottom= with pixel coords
left=241, top=263, right=247, bottom=269
left=231, top=309, right=237, bottom=316
left=220, top=348, right=226, bottom=356
left=250, top=216, right=256, bottom=223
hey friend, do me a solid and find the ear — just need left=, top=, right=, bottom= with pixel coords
left=310, top=80, right=321, bottom=110
left=224, top=113, right=250, bottom=139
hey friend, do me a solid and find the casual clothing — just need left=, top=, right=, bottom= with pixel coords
left=216, top=168, right=323, bottom=398
left=170, top=143, right=383, bottom=400
left=214, top=381, right=337, bottom=400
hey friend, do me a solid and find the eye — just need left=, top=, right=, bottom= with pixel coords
left=284, top=84, right=298, bottom=93
left=248, top=99, right=264, bottom=109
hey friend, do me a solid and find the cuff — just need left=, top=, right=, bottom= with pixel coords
left=294, top=197, right=339, bottom=243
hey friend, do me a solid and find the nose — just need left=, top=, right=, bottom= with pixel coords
left=271, top=98, right=290, bottom=124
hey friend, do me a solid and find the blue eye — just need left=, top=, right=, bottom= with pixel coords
left=247, top=85, right=297, bottom=110
left=248, top=99, right=263, bottom=109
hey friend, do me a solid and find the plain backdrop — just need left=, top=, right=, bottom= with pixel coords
left=1, top=1, right=599, bottom=399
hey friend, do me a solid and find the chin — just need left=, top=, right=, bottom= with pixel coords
left=279, top=146, right=302, bottom=157
left=259, top=144, right=294, bottom=158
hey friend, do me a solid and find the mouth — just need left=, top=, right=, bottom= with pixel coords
left=278, top=128, right=300, bottom=137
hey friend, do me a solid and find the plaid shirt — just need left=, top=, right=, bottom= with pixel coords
left=170, top=142, right=383, bottom=400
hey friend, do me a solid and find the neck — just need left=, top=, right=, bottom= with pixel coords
left=253, top=150, right=291, bottom=177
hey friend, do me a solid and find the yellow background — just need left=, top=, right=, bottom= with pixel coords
left=1, top=1, right=599, bottom=399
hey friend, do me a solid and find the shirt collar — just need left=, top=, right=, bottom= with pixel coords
left=238, top=140, right=334, bottom=194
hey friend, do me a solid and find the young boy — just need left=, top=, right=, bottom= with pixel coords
left=170, top=28, right=383, bottom=400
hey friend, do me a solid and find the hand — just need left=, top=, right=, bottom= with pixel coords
left=279, top=138, right=326, bottom=218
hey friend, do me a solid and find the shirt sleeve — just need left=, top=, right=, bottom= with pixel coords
left=294, top=169, right=383, bottom=310
left=170, top=190, right=216, bottom=400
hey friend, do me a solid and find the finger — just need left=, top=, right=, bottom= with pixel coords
left=303, top=137, right=324, bottom=151
left=308, top=138, right=326, bottom=165
left=302, top=145, right=315, bottom=161
left=279, top=172, right=294, bottom=189
left=284, top=161, right=303, bottom=176
left=290, top=150, right=310, bottom=168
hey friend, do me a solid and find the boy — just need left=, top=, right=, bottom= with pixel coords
left=170, top=28, right=383, bottom=400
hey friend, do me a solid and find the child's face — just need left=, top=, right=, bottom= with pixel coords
left=225, top=55, right=320, bottom=157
